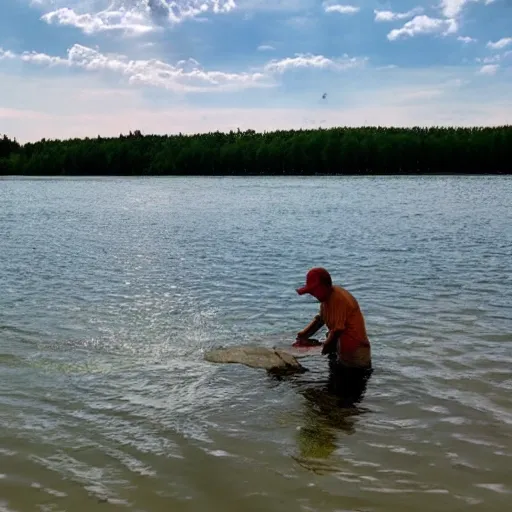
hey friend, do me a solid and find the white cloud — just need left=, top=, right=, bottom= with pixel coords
left=477, top=51, right=512, bottom=64
left=478, top=55, right=499, bottom=64
left=160, top=0, right=237, bottom=22
left=487, top=38, right=512, bottom=50
left=0, top=48, right=17, bottom=60
left=38, top=0, right=237, bottom=35
left=1, top=45, right=367, bottom=92
left=439, top=0, right=495, bottom=19
left=1, top=44, right=271, bottom=92
left=20, top=51, right=67, bottom=66
left=264, top=53, right=366, bottom=73
left=440, top=0, right=468, bottom=18
left=374, top=8, right=423, bottom=22
left=479, top=64, right=499, bottom=75
left=324, top=4, right=360, bottom=15
left=42, top=7, right=154, bottom=35
left=2, top=46, right=67, bottom=66
left=458, top=36, right=476, bottom=43
left=257, top=45, right=275, bottom=51
left=388, top=15, right=458, bottom=41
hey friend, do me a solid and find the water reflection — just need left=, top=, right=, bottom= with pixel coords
left=272, top=356, right=373, bottom=468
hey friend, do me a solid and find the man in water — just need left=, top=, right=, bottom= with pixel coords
left=295, top=267, right=372, bottom=403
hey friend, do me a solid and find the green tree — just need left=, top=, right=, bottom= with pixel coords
left=0, top=127, right=510, bottom=176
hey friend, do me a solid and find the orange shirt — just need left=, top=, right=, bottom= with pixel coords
left=319, top=286, right=370, bottom=354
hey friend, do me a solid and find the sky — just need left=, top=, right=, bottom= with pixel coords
left=0, top=0, right=511, bottom=142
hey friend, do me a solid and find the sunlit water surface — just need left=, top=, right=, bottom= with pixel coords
left=1, top=176, right=511, bottom=512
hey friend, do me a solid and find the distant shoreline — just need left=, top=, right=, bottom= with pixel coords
left=1, top=126, right=511, bottom=175
left=1, top=173, right=509, bottom=178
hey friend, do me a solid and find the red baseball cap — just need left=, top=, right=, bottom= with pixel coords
left=296, top=267, right=332, bottom=295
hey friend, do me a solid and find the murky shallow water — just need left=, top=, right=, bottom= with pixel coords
left=1, top=176, right=511, bottom=511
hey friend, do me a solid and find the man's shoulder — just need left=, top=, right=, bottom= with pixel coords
left=323, top=286, right=345, bottom=305
left=333, top=285, right=357, bottom=304
left=333, top=285, right=348, bottom=297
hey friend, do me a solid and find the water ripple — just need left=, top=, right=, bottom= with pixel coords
left=0, top=176, right=511, bottom=511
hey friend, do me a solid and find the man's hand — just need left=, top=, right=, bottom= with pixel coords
left=297, top=315, right=324, bottom=341
left=322, top=330, right=341, bottom=355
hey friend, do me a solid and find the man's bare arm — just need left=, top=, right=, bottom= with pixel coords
left=297, top=315, right=324, bottom=339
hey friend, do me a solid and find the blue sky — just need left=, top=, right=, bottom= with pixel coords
left=0, top=0, right=511, bottom=142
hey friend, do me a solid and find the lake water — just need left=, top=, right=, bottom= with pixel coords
left=1, top=176, right=511, bottom=512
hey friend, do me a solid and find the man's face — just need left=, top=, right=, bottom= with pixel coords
left=308, top=283, right=331, bottom=302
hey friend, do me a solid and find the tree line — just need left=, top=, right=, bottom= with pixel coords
left=0, top=126, right=510, bottom=176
